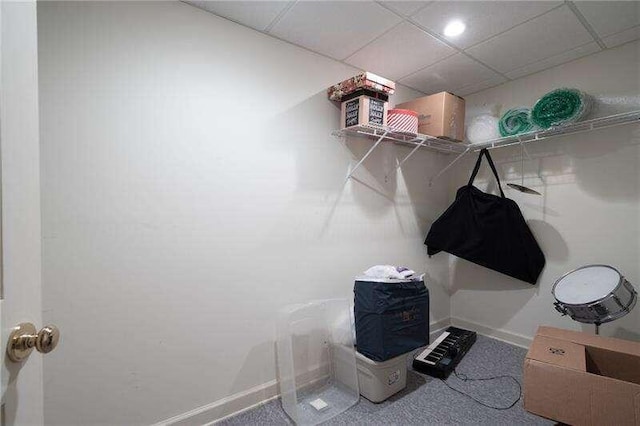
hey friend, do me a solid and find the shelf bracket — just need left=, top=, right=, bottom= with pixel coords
left=345, top=131, right=388, bottom=181
left=429, top=147, right=471, bottom=186
left=395, top=138, right=428, bottom=170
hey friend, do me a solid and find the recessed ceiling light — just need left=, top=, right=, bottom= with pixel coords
left=444, top=20, right=466, bottom=37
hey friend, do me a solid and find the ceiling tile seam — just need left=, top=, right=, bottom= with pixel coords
left=395, top=51, right=461, bottom=82
left=405, top=16, right=512, bottom=82
left=395, top=81, right=428, bottom=97
left=181, top=1, right=267, bottom=34
left=315, top=2, right=445, bottom=67
left=453, top=75, right=501, bottom=94
left=372, top=1, right=513, bottom=81
left=374, top=0, right=432, bottom=19
left=606, top=35, right=640, bottom=51
left=459, top=80, right=506, bottom=97
left=459, top=2, right=566, bottom=51
left=263, top=31, right=358, bottom=70
left=372, top=3, right=465, bottom=55
left=400, top=82, right=430, bottom=95
left=240, top=29, right=429, bottom=96
left=341, top=1, right=472, bottom=64
left=504, top=40, right=600, bottom=78
left=264, top=0, right=298, bottom=33
left=180, top=1, right=339, bottom=65
left=181, top=1, right=374, bottom=75
left=393, top=77, right=431, bottom=95
left=179, top=2, right=428, bottom=97
left=611, top=24, right=640, bottom=37
left=565, top=1, right=607, bottom=49
left=352, top=3, right=461, bottom=78
left=602, top=24, right=640, bottom=46
left=341, top=20, right=408, bottom=62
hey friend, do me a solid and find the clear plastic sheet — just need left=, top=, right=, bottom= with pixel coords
left=591, top=95, right=640, bottom=116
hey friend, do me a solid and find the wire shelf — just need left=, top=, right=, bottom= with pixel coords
left=334, top=110, right=640, bottom=182
left=333, top=124, right=467, bottom=154
left=472, top=110, right=640, bottom=150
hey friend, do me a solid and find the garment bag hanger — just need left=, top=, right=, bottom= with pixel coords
left=506, top=143, right=541, bottom=196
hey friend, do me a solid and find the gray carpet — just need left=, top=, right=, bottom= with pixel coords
left=219, top=335, right=554, bottom=425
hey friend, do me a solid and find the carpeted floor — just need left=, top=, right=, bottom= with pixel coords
left=219, top=335, right=554, bottom=425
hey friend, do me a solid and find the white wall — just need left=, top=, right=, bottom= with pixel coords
left=449, top=41, right=640, bottom=345
left=37, top=2, right=451, bottom=425
left=39, top=3, right=640, bottom=424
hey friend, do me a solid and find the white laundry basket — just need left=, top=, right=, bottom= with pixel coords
left=276, top=299, right=359, bottom=425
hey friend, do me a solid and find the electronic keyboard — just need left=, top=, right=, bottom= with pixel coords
left=412, top=326, right=477, bottom=379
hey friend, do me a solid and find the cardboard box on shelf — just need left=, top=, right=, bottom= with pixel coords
left=341, top=95, right=388, bottom=129
left=396, top=92, right=465, bottom=141
left=328, top=72, right=395, bottom=102
left=524, top=326, right=640, bottom=426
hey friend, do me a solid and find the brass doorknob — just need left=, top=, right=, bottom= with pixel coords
left=7, top=323, right=60, bottom=362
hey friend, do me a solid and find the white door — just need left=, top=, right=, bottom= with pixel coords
left=0, top=1, right=50, bottom=425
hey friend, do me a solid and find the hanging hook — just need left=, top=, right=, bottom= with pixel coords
left=506, top=141, right=541, bottom=195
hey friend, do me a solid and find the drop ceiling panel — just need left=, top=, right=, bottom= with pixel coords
left=345, top=22, right=455, bottom=80
left=411, top=1, right=562, bottom=49
left=603, top=25, right=640, bottom=49
left=184, top=1, right=292, bottom=32
left=574, top=1, right=640, bottom=38
left=505, top=42, right=600, bottom=80
left=184, top=0, right=637, bottom=97
left=456, top=75, right=508, bottom=97
left=399, top=53, right=501, bottom=94
left=268, top=1, right=402, bottom=60
left=378, top=1, right=431, bottom=17
left=466, top=6, right=593, bottom=74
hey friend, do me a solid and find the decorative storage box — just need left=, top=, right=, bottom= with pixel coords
left=388, top=109, right=419, bottom=133
left=329, top=72, right=395, bottom=101
left=341, top=95, right=388, bottom=129
left=342, top=88, right=389, bottom=103
left=397, top=92, right=466, bottom=141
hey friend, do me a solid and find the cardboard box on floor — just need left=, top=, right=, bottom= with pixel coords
left=396, top=92, right=465, bottom=141
left=524, top=326, right=640, bottom=425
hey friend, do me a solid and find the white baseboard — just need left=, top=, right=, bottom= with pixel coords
left=450, top=316, right=533, bottom=349
left=152, top=379, right=279, bottom=426
left=154, top=318, right=452, bottom=426
left=428, top=317, right=451, bottom=341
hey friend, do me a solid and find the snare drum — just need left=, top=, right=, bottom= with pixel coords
left=552, top=265, right=637, bottom=324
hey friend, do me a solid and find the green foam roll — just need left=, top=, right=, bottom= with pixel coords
left=530, top=88, right=592, bottom=129
left=499, top=108, right=535, bottom=137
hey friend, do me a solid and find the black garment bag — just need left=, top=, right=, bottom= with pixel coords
left=425, top=148, right=545, bottom=284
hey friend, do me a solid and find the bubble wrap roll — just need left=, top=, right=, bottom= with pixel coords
left=530, top=88, right=592, bottom=129
left=467, top=114, right=500, bottom=144
left=499, top=107, right=535, bottom=137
